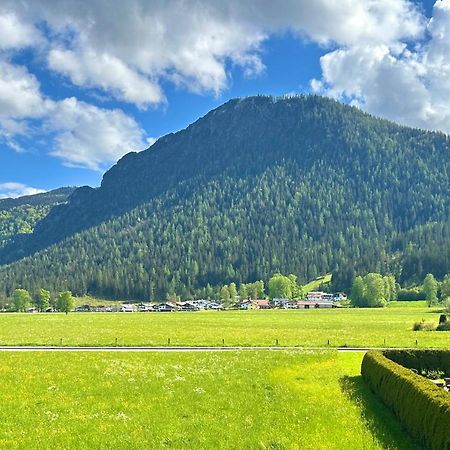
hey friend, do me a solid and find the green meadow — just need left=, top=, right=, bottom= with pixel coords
left=0, top=351, right=418, bottom=449
left=0, top=302, right=447, bottom=348
left=300, top=274, right=332, bottom=293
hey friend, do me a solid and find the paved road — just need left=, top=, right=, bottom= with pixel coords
left=0, top=345, right=406, bottom=352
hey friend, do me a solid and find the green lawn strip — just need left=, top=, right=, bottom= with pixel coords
left=0, top=351, right=416, bottom=449
left=0, top=304, right=446, bottom=347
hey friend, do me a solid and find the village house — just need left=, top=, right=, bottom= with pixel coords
left=207, top=301, right=224, bottom=310
left=120, top=304, right=135, bottom=312
left=192, top=299, right=209, bottom=310
left=272, top=298, right=290, bottom=308
left=306, top=291, right=334, bottom=302
left=239, top=299, right=271, bottom=310
left=138, top=303, right=155, bottom=312
left=176, top=301, right=199, bottom=311
left=155, top=302, right=177, bottom=312
left=297, top=301, right=336, bottom=309
left=75, top=304, right=92, bottom=312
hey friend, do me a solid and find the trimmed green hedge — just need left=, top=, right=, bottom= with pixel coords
left=361, top=350, right=450, bottom=450
left=384, top=349, right=450, bottom=375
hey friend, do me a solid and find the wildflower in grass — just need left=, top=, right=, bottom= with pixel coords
left=172, top=375, right=185, bottom=382
left=115, top=412, right=129, bottom=421
left=44, top=411, right=59, bottom=422
left=193, top=387, right=205, bottom=394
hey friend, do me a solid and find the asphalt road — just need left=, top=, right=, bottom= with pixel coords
left=0, top=346, right=403, bottom=352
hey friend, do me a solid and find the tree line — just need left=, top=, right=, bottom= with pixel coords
left=1, top=272, right=319, bottom=311
left=350, top=272, right=450, bottom=307
left=2, top=288, right=74, bottom=314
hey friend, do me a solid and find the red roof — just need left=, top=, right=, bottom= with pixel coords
left=253, top=300, right=270, bottom=306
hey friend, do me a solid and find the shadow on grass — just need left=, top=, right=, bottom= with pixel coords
left=340, top=375, right=422, bottom=450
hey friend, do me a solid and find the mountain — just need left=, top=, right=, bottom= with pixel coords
left=1, top=95, right=450, bottom=299
left=0, top=187, right=75, bottom=251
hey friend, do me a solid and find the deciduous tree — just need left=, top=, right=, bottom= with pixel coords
left=268, top=274, right=292, bottom=299
left=423, top=273, right=438, bottom=306
left=57, top=290, right=74, bottom=314
left=13, top=288, right=31, bottom=312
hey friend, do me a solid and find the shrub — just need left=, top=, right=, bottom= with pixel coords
left=420, top=368, right=444, bottom=380
left=412, top=319, right=436, bottom=331
left=397, top=288, right=426, bottom=301
left=436, top=321, right=450, bottom=331
left=443, top=298, right=450, bottom=313
left=384, top=349, right=450, bottom=376
left=361, top=350, right=450, bottom=450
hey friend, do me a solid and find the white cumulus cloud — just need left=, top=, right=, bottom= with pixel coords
left=47, top=97, right=147, bottom=170
left=0, top=182, right=46, bottom=199
left=0, top=60, right=47, bottom=119
left=0, top=59, right=147, bottom=169
left=48, top=48, right=164, bottom=108
left=0, top=11, right=42, bottom=50
left=2, top=0, right=450, bottom=172
left=311, top=0, right=450, bottom=134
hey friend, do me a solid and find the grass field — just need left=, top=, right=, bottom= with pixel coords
left=301, top=274, right=332, bottom=293
left=0, top=302, right=446, bottom=347
left=0, top=351, right=417, bottom=449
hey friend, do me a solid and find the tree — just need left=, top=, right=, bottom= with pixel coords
left=364, top=273, right=386, bottom=307
left=220, top=285, right=230, bottom=302
left=440, top=274, right=450, bottom=300
left=350, top=276, right=366, bottom=307
left=228, top=282, right=238, bottom=302
left=383, top=275, right=397, bottom=302
left=268, top=274, right=292, bottom=299
left=12, top=288, right=31, bottom=312
left=254, top=280, right=265, bottom=299
left=288, top=274, right=302, bottom=299
left=239, top=284, right=248, bottom=300
left=246, top=283, right=257, bottom=300
left=166, top=292, right=180, bottom=302
left=423, top=273, right=438, bottom=306
left=35, top=288, right=50, bottom=312
left=57, top=290, right=74, bottom=314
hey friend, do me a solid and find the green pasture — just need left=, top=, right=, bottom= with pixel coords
left=301, top=274, right=332, bottom=293
left=0, top=302, right=447, bottom=347
left=0, top=351, right=417, bottom=449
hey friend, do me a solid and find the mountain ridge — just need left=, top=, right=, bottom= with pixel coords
left=1, top=95, right=450, bottom=298
left=0, top=187, right=76, bottom=253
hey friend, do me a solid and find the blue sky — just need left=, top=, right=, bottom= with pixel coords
left=0, top=0, right=445, bottom=197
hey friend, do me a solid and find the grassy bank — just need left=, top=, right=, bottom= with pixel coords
left=0, top=303, right=446, bottom=347
left=0, top=351, right=417, bottom=449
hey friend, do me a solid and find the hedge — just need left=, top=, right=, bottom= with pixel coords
left=384, top=349, right=450, bottom=376
left=361, top=350, right=450, bottom=450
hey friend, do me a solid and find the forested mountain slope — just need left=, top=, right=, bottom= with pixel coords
left=0, top=96, right=449, bottom=299
left=0, top=188, right=75, bottom=250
